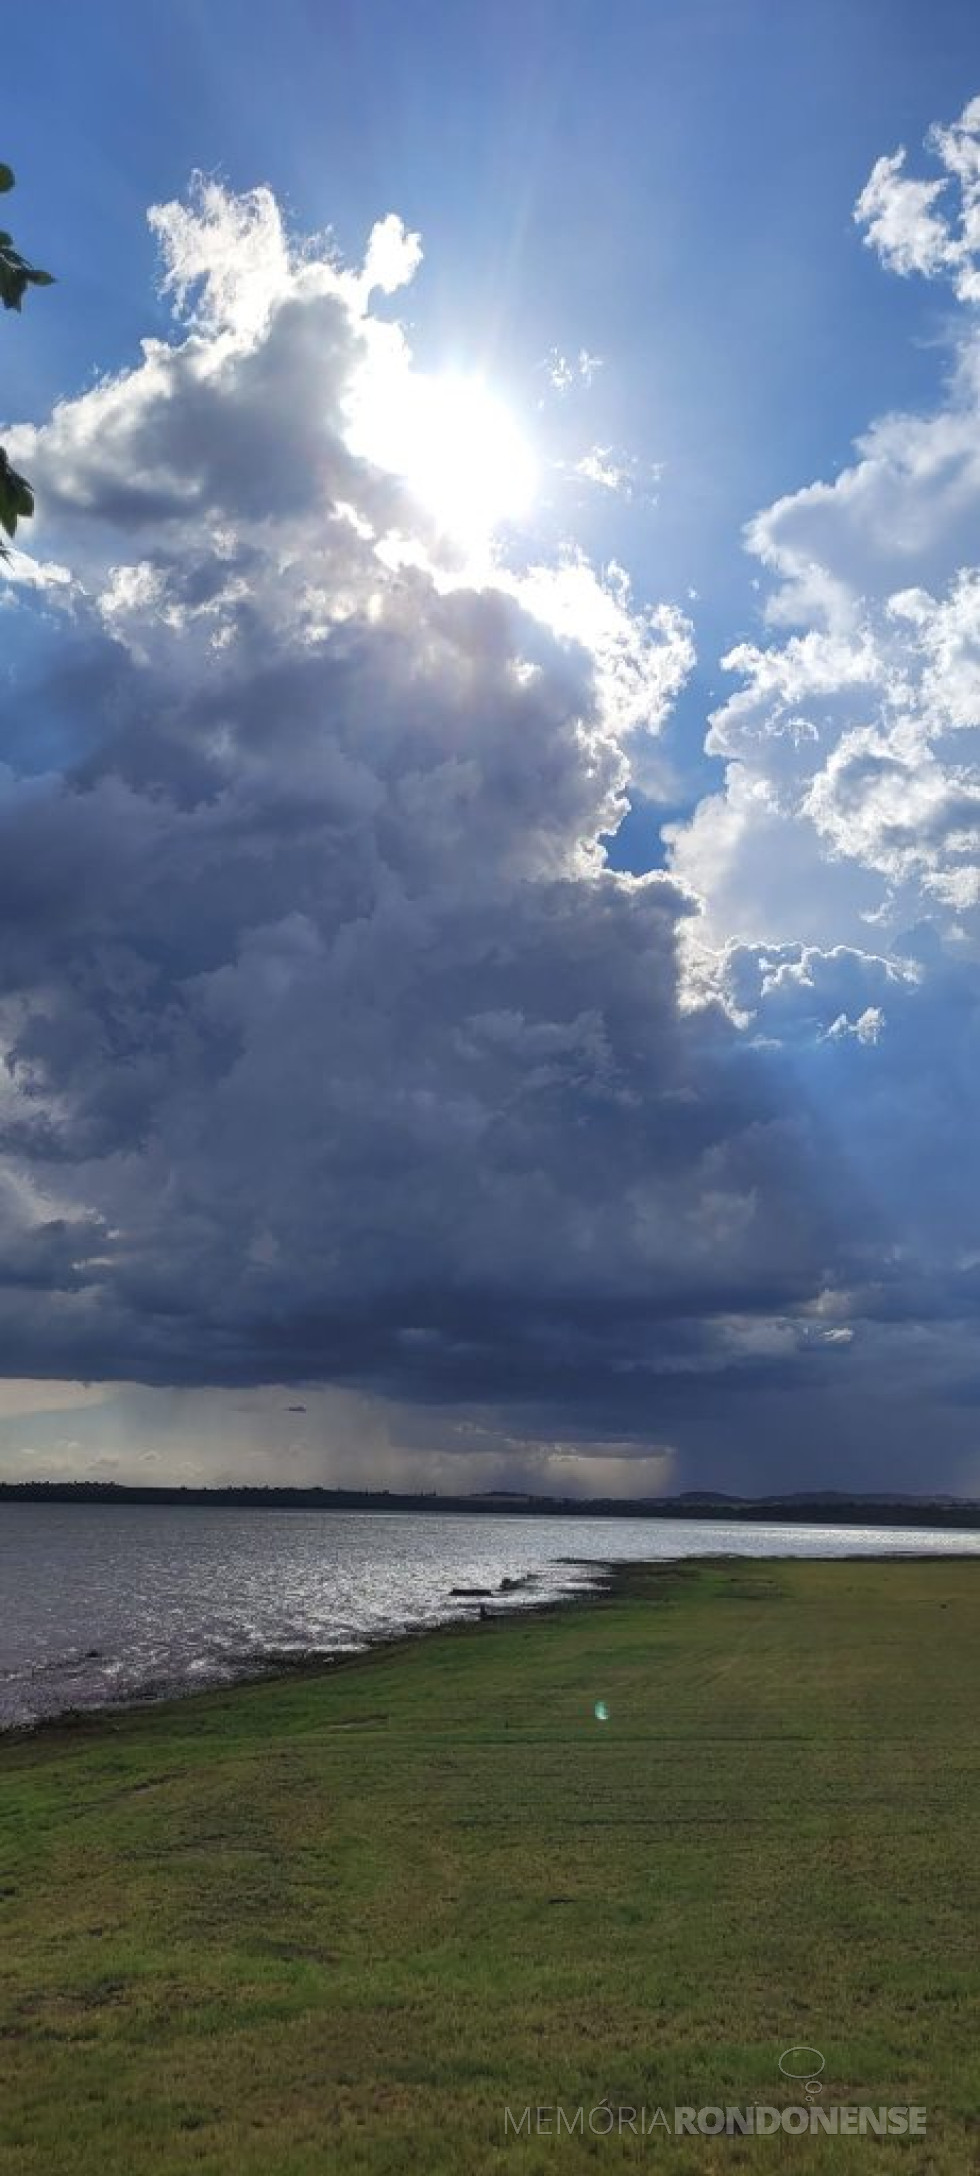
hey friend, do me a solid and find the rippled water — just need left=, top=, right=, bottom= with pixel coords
left=1, top=1504, right=976, bottom=1729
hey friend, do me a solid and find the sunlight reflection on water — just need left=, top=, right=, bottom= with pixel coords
left=0, top=1505, right=976, bottom=1728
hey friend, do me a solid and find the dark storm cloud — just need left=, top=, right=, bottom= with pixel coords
left=0, top=175, right=976, bottom=1489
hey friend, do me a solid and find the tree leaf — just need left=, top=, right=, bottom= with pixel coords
left=0, top=168, right=50, bottom=554
left=0, top=451, right=34, bottom=539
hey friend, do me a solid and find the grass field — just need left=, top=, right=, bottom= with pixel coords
left=0, top=1556, right=978, bottom=2173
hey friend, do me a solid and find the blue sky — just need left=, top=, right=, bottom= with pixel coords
left=7, top=0, right=978, bottom=831
left=7, top=1, right=976, bottom=576
left=1, top=4, right=980, bottom=1493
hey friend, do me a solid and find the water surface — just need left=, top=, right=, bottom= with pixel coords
left=1, top=1504, right=976, bottom=1728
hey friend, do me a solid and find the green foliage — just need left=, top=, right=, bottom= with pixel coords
left=0, top=446, right=34, bottom=540
left=0, top=233, right=54, bottom=313
left=0, top=162, right=53, bottom=556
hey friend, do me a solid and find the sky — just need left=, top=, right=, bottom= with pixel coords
left=1, top=2, right=980, bottom=1496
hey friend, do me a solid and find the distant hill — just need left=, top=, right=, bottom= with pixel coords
left=0, top=1481, right=978, bottom=1527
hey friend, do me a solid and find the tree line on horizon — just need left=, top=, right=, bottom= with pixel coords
left=0, top=1479, right=977, bottom=1525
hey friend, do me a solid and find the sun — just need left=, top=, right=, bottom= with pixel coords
left=394, top=374, right=537, bottom=550
left=347, top=365, right=537, bottom=562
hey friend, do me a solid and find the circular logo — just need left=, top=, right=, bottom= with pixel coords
left=779, top=2047, right=825, bottom=2083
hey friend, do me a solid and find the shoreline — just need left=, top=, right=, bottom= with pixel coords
left=0, top=1553, right=621, bottom=1749
left=3, top=1543, right=975, bottom=1751
left=2, top=1554, right=978, bottom=2172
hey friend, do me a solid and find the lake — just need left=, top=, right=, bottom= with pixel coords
left=1, top=1503, right=977, bottom=1729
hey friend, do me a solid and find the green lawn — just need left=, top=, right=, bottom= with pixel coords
left=1, top=1556, right=978, bottom=2172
